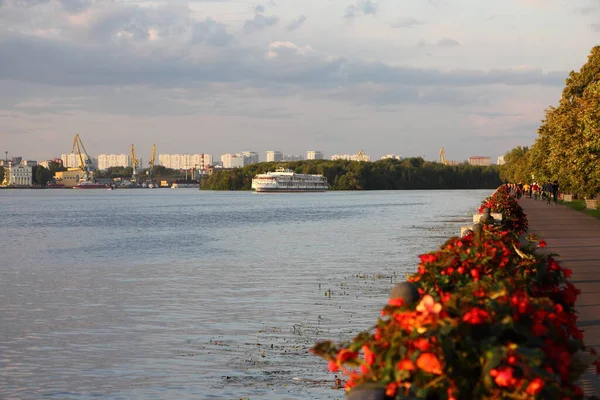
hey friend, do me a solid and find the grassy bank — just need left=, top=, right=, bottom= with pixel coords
left=560, top=199, right=600, bottom=220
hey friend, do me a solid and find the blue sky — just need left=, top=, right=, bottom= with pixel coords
left=0, top=0, right=598, bottom=162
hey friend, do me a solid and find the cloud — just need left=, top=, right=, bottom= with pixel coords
left=0, top=32, right=567, bottom=90
left=265, top=41, right=315, bottom=59
left=436, top=37, right=460, bottom=47
left=344, top=0, right=377, bottom=19
left=286, top=15, right=307, bottom=31
left=191, top=18, right=233, bottom=46
left=243, top=6, right=279, bottom=33
left=59, top=0, right=91, bottom=14
left=391, top=17, right=425, bottom=28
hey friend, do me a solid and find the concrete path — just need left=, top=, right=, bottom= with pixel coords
left=519, top=198, right=600, bottom=396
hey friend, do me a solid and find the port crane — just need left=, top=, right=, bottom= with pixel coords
left=130, top=144, right=139, bottom=183
left=356, top=149, right=369, bottom=162
left=145, top=144, right=157, bottom=187
left=72, top=134, right=94, bottom=182
left=439, top=147, right=448, bottom=165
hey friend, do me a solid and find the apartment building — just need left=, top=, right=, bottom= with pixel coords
left=265, top=151, right=283, bottom=162
left=97, top=154, right=130, bottom=170
left=306, top=151, right=324, bottom=160
left=158, top=154, right=213, bottom=170
left=468, top=156, right=492, bottom=166
left=221, top=153, right=245, bottom=168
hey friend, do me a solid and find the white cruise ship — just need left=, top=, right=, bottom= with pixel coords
left=251, top=168, right=329, bottom=193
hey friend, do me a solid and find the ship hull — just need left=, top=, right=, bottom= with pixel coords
left=254, top=188, right=328, bottom=193
left=73, top=183, right=108, bottom=189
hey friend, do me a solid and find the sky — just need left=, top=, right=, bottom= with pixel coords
left=0, top=0, right=599, bottom=163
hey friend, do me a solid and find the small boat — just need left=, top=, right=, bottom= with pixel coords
left=73, top=181, right=108, bottom=189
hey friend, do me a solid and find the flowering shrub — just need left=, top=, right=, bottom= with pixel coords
left=479, top=185, right=528, bottom=234
left=311, top=187, right=598, bottom=399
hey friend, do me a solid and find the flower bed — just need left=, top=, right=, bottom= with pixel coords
left=312, top=186, right=599, bottom=399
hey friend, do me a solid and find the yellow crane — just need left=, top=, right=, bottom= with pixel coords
left=148, top=144, right=155, bottom=172
left=145, top=144, right=157, bottom=187
left=72, top=134, right=94, bottom=182
left=356, top=149, right=369, bottom=162
left=439, top=147, right=448, bottom=165
left=131, top=144, right=139, bottom=183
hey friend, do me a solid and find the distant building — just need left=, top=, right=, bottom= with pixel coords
left=266, top=151, right=283, bottom=162
left=497, top=156, right=505, bottom=165
left=3, top=163, right=33, bottom=186
left=97, top=154, right=130, bottom=170
left=282, top=154, right=304, bottom=161
left=306, top=151, right=324, bottom=160
left=220, top=153, right=245, bottom=168
left=39, top=158, right=63, bottom=169
left=381, top=154, right=402, bottom=160
left=11, top=156, right=22, bottom=166
left=468, top=156, right=492, bottom=166
left=331, top=150, right=371, bottom=162
left=61, top=153, right=93, bottom=169
left=54, top=168, right=85, bottom=187
left=20, top=160, right=38, bottom=167
left=158, top=154, right=213, bottom=170
left=241, top=151, right=259, bottom=165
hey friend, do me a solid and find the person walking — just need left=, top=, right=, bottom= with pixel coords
left=543, top=181, right=552, bottom=204
left=552, top=180, right=560, bottom=204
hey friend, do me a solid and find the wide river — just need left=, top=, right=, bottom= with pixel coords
left=0, top=189, right=492, bottom=400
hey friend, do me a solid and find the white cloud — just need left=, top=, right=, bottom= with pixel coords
left=286, top=15, right=307, bottom=31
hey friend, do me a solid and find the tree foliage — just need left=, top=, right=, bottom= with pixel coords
left=201, top=159, right=501, bottom=190
left=32, top=165, right=54, bottom=185
left=498, top=146, right=529, bottom=184
left=501, top=46, right=600, bottom=199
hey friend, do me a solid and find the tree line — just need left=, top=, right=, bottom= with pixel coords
left=200, top=158, right=502, bottom=190
left=500, top=46, right=600, bottom=199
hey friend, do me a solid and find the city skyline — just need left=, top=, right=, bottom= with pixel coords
left=5, top=148, right=500, bottom=168
left=1, top=1, right=598, bottom=161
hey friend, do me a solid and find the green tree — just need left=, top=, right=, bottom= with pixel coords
left=48, top=161, right=66, bottom=173
left=527, top=46, right=600, bottom=198
left=32, top=165, right=54, bottom=185
left=0, top=166, right=4, bottom=184
left=499, top=146, right=530, bottom=184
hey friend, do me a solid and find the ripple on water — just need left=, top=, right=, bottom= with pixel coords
left=0, top=189, right=490, bottom=399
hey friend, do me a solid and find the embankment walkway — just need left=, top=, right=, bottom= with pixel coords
left=519, top=198, right=600, bottom=396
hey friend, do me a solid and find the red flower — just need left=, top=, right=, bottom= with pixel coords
left=491, top=366, right=515, bottom=387
left=419, top=253, right=436, bottom=264
left=563, top=268, right=572, bottom=278
left=538, top=240, right=547, bottom=248
left=328, top=360, right=339, bottom=372
left=362, top=345, right=375, bottom=365
left=463, top=308, right=489, bottom=325
left=337, top=349, right=358, bottom=363
left=388, top=298, right=405, bottom=307
left=526, top=378, right=544, bottom=395
left=416, top=353, right=443, bottom=375
left=397, top=358, right=415, bottom=371
left=413, top=338, right=431, bottom=351
left=385, top=382, right=398, bottom=397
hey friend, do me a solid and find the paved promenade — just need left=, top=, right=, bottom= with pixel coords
left=519, top=198, right=600, bottom=396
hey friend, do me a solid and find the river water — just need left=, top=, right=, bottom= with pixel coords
left=0, top=189, right=491, bottom=400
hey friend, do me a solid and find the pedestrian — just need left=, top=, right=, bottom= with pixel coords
left=532, top=182, right=539, bottom=200
left=543, top=181, right=552, bottom=204
left=552, top=180, right=559, bottom=204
